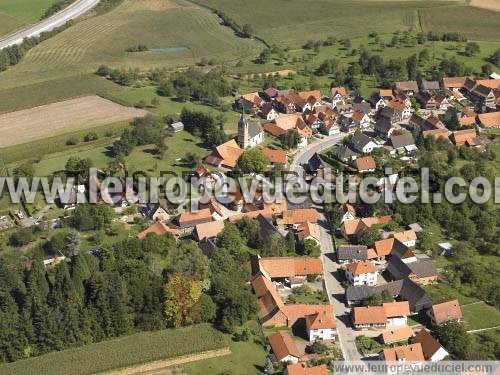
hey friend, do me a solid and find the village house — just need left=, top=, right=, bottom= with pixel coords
left=193, top=220, right=225, bottom=242
left=353, top=155, right=376, bottom=172
left=351, top=110, right=371, bottom=128
left=428, top=300, right=463, bottom=326
left=463, top=78, right=498, bottom=110
left=352, top=301, right=410, bottom=329
left=449, top=129, right=481, bottom=147
left=395, top=81, right=419, bottom=96
left=330, top=86, right=349, bottom=106
left=434, top=93, right=451, bottom=110
left=386, top=256, right=438, bottom=285
left=268, top=332, right=301, bottom=364
left=296, top=90, right=323, bottom=112
left=170, top=121, right=184, bottom=132
left=275, top=94, right=298, bottom=114
left=277, top=208, right=318, bottom=228
left=386, top=132, right=417, bottom=155
left=262, top=147, right=288, bottom=168
left=297, top=221, right=321, bottom=245
left=392, top=230, right=417, bottom=247
left=285, top=363, right=328, bottom=375
left=379, top=106, right=401, bottom=124
left=408, top=113, right=443, bottom=133
left=349, top=133, right=379, bottom=154
left=412, top=328, right=449, bottom=361
left=373, top=237, right=410, bottom=262
left=137, top=222, right=182, bottom=240
left=380, top=325, right=414, bottom=345
left=415, top=91, right=437, bottom=110
left=140, top=202, right=170, bottom=222
left=345, top=278, right=432, bottom=313
left=345, top=261, right=378, bottom=286
left=331, top=145, right=358, bottom=163
left=262, top=87, right=279, bottom=101
left=260, top=102, right=280, bottom=121
left=340, top=216, right=391, bottom=240
left=205, top=139, right=243, bottom=169
left=254, top=256, right=323, bottom=286
left=337, top=245, right=372, bottom=263
left=340, top=203, right=356, bottom=223
left=353, top=100, right=372, bottom=116
left=388, top=99, right=411, bottom=119
left=477, top=111, right=500, bottom=128
left=443, top=76, right=468, bottom=92
left=421, top=81, right=441, bottom=93
left=374, top=118, right=396, bottom=139
left=176, top=208, right=214, bottom=229
left=369, top=92, right=388, bottom=111
left=240, top=92, right=265, bottom=110
left=305, top=309, right=337, bottom=342
left=422, top=128, right=450, bottom=141
left=380, top=343, right=425, bottom=372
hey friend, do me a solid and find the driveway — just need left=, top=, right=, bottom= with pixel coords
left=318, top=210, right=363, bottom=362
left=0, top=0, right=100, bottom=50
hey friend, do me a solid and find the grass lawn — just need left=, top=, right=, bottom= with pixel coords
left=182, top=321, right=267, bottom=375
left=0, top=325, right=227, bottom=375
left=462, top=302, right=500, bottom=331
left=423, top=283, right=480, bottom=305
left=0, top=11, right=24, bottom=37
left=288, top=290, right=329, bottom=304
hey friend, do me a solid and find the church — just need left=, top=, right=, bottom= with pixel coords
left=238, top=113, right=264, bottom=149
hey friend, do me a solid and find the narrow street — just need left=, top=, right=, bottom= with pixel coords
left=318, top=211, right=362, bottom=362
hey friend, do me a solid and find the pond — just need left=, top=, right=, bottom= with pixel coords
left=149, top=46, right=189, bottom=52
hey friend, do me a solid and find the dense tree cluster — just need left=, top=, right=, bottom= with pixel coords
left=179, top=108, right=227, bottom=148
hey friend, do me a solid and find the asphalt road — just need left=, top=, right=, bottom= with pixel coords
left=289, top=133, right=347, bottom=174
left=0, top=0, right=100, bottom=50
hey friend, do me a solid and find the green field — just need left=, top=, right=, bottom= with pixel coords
left=193, top=0, right=500, bottom=47
left=0, top=0, right=58, bottom=22
left=462, top=302, right=500, bottom=331
left=0, top=0, right=261, bottom=91
left=423, top=283, right=480, bottom=305
left=0, top=325, right=226, bottom=375
left=0, top=11, right=23, bottom=37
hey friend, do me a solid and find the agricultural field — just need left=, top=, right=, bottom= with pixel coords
left=0, top=324, right=227, bottom=375
left=0, top=0, right=261, bottom=91
left=193, top=0, right=500, bottom=47
left=0, top=96, right=146, bottom=148
left=420, top=5, right=500, bottom=41
left=0, top=0, right=59, bottom=36
left=0, top=74, right=123, bottom=114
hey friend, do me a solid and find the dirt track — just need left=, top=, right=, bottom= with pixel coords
left=101, top=347, right=231, bottom=375
left=0, top=95, right=147, bottom=148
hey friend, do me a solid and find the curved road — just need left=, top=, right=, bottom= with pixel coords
left=289, top=133, right=346, bottom=173
left=0, top=0, right=100, bottom=50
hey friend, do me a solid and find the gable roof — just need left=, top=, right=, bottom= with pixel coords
left=305, top=310, right=336, bottom=330
left=413, top=328, right=447, bottom=360
left=330, top=86, right=348, bottom=98
left=259, top=257, right=323, bottom=278
left=337, top=245, right=369, bottom=261
left=382, top=343, right=425, bottom=362
left=264, top=123, right=288, bottom=137
left=477, top=111, right=500, bottom=128
left=422, top=81, right=440, bottom=91
left=332, top=145, right=358, bottom=160
left=248, top=120, right=264, bottom=138
left=211, top=139, right=243, bottom=168
left=431, top=300, right=462, bottom=325
left=262, top=147, right=288, bottom=164
left=386, top=256, right=438, bottom=280
left=277, top=208, right=318, bottom=225
left=194, top=220, right=225, bottom=241
left=177, top=208, right=213, bottom=228
left=389, top=132, right=416, bottom=149
left=383, top=301, right=410, bottom=317
left=442, top=76, right=468, bottom=89
left=342, top=216, right=391, bottom=236
left=395, top=81, right=418, bottom=92
left=350, top=133, right=375, bottom=151
left=392, top=230, right=417, bottom=243
left=422, top=128, right=449, bottom=140
left=345, top=261, right=377, bottom=276
left=297, top=221, right=321, bottom=243
left=268, top=332, right=301, bottom=361
left=374, top=118, right=394, bottom=133
left=374, top=238, right=406, bottom=258
left=354, top=156, right=376, bottom=171
left=137, top=222, right=181, bottom=240
left=287, top=363, right=328, bottom=375
left=353, top=305, right=386, bottom=324
left=450, top=129, right=477, bottom=145
left=241, top=92, right=264, bottom=106
left=381, top=325, right=414, bottom=344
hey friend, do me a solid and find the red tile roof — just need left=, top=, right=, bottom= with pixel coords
left=268, top=332, right=301, bottom=361
left=430, top=300, right=462, bottom=325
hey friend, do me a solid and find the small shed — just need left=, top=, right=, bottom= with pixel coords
left=408, top=223, right=423, bottom=233
left=170, top=121, right=184, bottom=132
left=437, top=242, right=454, bottom=256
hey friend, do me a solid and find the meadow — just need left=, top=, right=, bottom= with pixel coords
left=462, top=302, right=500, bottom=331
left=0, top=0, right=59, bottom=36
left=0, top=324, right=227, bottom=375
left=193, top=0, right=500, bottom=47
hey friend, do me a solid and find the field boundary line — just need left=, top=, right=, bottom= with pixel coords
left=99, top=347, right=231, bottom=375
left=467, top=325, right=500, bottom=333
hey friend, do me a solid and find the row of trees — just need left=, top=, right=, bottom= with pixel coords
left=179, top=108, right=227, bottom=148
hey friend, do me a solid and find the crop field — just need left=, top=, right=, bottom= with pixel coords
left=0, top=0, right=261, bottom=91
left=420, top=5, right=500, bottom=41
left=0, top=96, right=146, bottom=148
left=0, top=0, right=59, bottom=37
left=0, top=324, right=227, bottom=375
left=462, top=302, right=500, bottom=331
left=0, top=12, right=23, bottom=37
left=470, top=0, right=500, bottom=11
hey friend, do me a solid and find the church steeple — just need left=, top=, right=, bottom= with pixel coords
left=237, top=108, right=249, bottom=149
